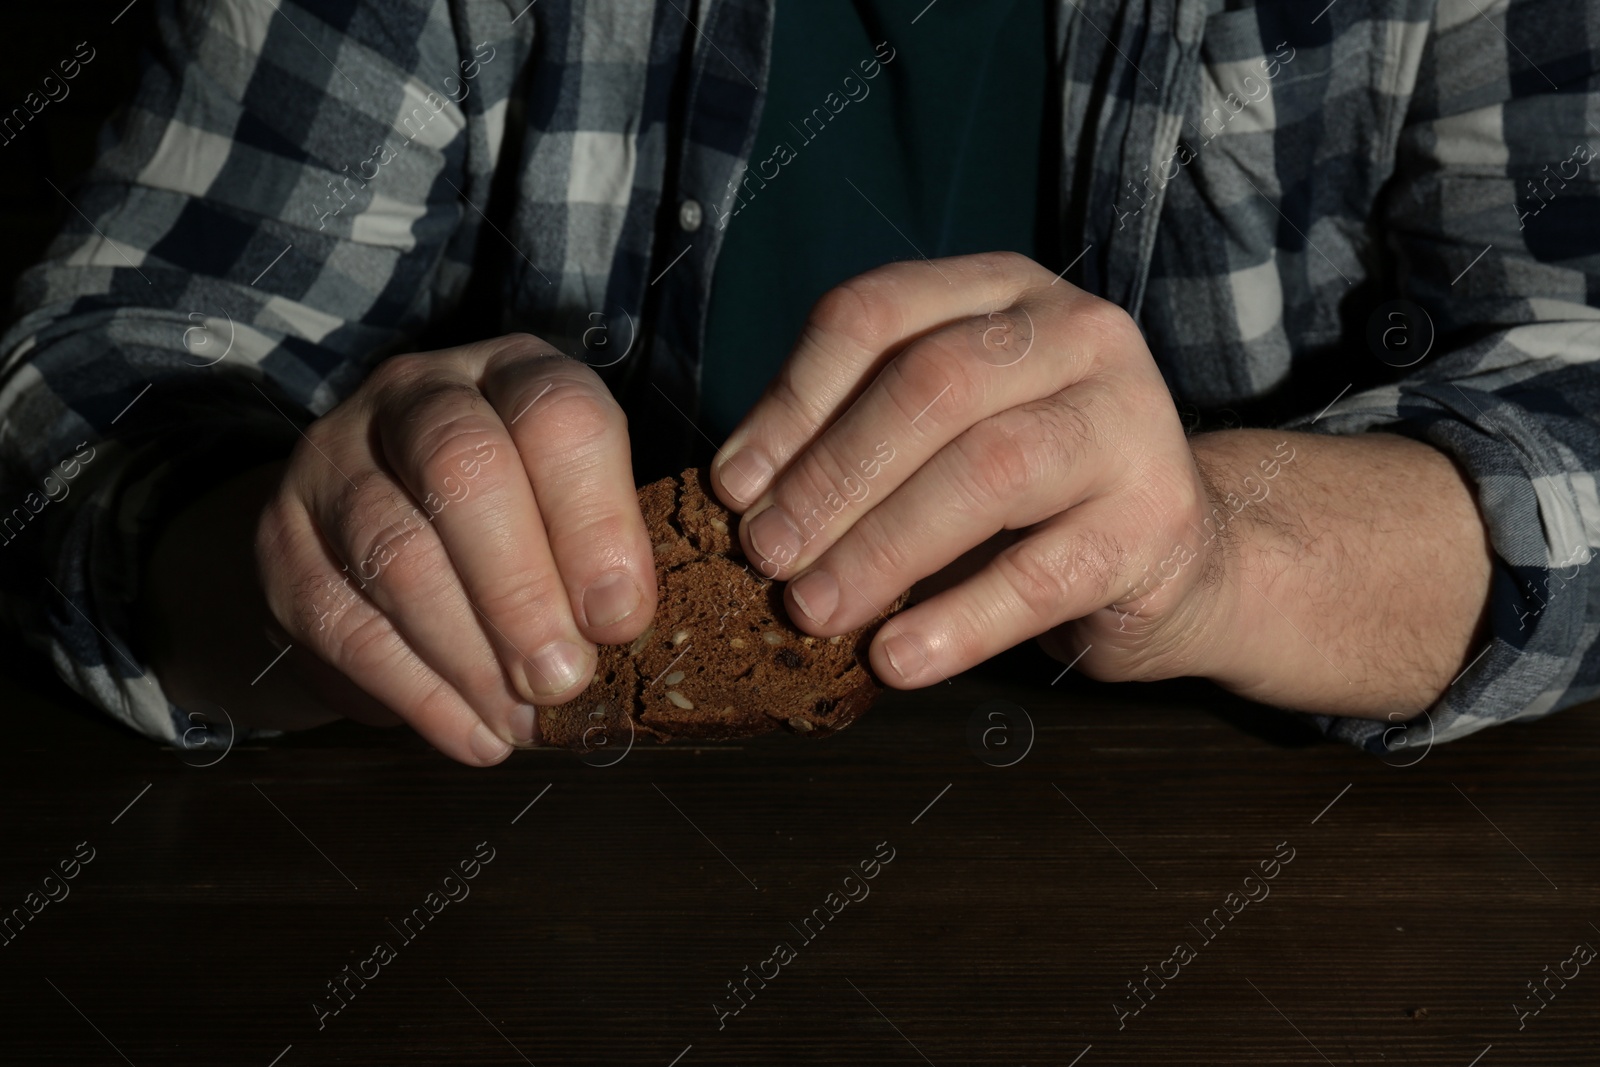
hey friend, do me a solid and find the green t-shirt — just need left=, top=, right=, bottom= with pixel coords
left=700, top=0, right=1055, bottom=437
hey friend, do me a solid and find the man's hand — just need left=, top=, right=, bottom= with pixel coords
left=709, top=253, right=1493, bottom=720
left=146, top=333, right=655, bottom=767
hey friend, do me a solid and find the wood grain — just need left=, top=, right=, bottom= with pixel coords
left=1, top=642, right=1597, bottom=1066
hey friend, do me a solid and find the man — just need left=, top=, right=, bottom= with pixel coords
left=1, top=0, right=1595, bottom=766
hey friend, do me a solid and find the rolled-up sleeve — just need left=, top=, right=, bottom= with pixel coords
left=1292, top=0, right=1600, bottom=752
left=0, top=0, right=512, bottom=743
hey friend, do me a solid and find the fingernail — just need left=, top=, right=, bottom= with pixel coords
left=789, top=570, right=839, bottom=626
left=719, top=446, right=774, bottom=505
left=881, top=633, right=927, bottom=684
left=521, top=640, right=588, bottom=698
left=747, top=506, right=802, bottom=571
left=509, top=704, right=540, bottom=747
left=583, top=570, right=642, bottom=628
left=470, top=720, right=512, bottom=764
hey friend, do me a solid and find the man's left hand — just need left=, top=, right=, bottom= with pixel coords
left=710, top=252, right=1493, bottom=721
left=710, top=253, right=1229, bottom=690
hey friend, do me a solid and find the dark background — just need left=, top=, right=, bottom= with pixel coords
left=0, top=1, right=157, bottom=311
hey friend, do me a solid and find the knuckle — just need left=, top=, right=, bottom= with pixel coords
left=995, top=540, right=1078, bottom=621
left=386, top=377, right=486, bottom=428
left=805, top=274, right=904, bottom=354
left=284, top=570, right=356, bottom=640
left=335, top=472, right=428, bottom=571
left=366, top=353, right=424, bottom=393
left=764, top=360, right=826, bottom=430
left=483, top=335, right=577, bottom=391
left=326, top=609, right=407, bottom=681
left=1077, top=298, right=1140, bottom=352
left=408, top=675, right=462, bottom=729
left=490, top=331, right=563, bottom=363
left=472, top=570, right=554, bottom=628
left=412, top=415, right=501, bottom=494
left=371, top=527, right=444, bottom=594
left=551, top=510, right=634, bottom=564
left=886, top=336, right=973, bottom=426
left=971, top=249, right=1039, bottom=282
left=289, top=416, right=341, bottom=473
left=786, top=496, right=839, bottom=549
left=941, top=597, right=997, bottom=667
left=955, top=418, right=1036, bottom=508
left=948, top=395, right=1098, bottom=514
left=852, top=516, right=916, bottom=585
left=776, top=456, right=861, bottom=538
left=523, top=378, right=621, bottom=449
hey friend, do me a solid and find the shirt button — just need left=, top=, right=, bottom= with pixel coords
left=678, top=198, right=703, bottom=232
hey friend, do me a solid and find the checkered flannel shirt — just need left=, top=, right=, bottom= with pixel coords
left=1, top=0, right=1596, bottom=754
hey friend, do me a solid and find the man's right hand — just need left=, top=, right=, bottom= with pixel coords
left=228, top=333, right=653, bottom=765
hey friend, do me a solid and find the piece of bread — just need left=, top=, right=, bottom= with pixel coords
left=538, top=468, right=905, bottom=748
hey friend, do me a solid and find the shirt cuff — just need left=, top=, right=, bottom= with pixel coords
left=1284, top=380, right=1598, bottom=756
left=7, top=415, right=295, bottom=749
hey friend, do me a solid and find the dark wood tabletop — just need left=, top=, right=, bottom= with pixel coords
left=1, top=642, right=1596, bottom=1067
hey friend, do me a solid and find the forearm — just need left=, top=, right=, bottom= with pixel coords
left=1188, top=428, right=1493, bottom=719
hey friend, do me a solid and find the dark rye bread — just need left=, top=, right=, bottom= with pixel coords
left=539, top=468, right=905, bottom=748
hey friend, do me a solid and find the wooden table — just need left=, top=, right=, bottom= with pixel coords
left=1, top=642, right=1596, bottom=1066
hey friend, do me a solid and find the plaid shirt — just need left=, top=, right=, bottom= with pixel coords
left=1, top=0, right=1596, bottom=754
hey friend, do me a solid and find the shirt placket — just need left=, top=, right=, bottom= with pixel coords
left=628, top=0, right=774, bottom=474
left=1062, top=0, right=1209, bottom=319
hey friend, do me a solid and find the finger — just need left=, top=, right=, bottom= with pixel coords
left=478, top=342, right=656, bottom=644
left=295, top=408, right=541, bottom=745
left=257, top=496, right=514, bottom=766
left=866, top=500, right=1152, bottom=688
left=713, top=252, right=1049, bottom=508
left=782, top=385, right=1126, bottom=633
left=738, top=287, right=1133, bottom=580
left=371, top=344, right=616, bottom=714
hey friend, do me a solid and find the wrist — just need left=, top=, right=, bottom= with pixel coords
left=1186, top=430, right=1305, bottom=696
left=1165, top=429, right=1295, bottom=686
left=1184, top=428, right=1493, bottom=717
left=1075, top=431, right=1277, bottom=686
